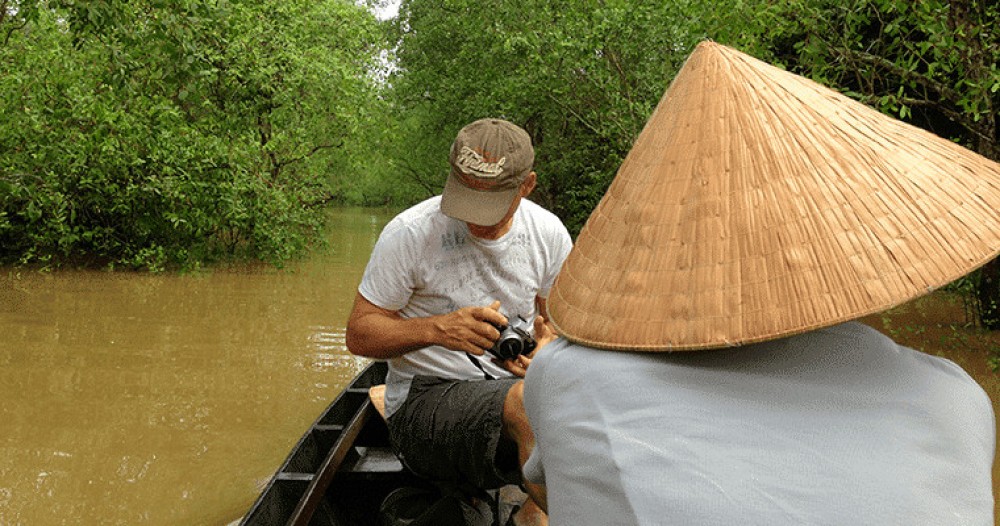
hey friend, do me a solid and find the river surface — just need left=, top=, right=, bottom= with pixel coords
left=0, top=207, right=396, bottom=525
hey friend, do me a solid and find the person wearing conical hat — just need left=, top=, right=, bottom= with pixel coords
left=521, top=42, right=998, bottom=525
left=347, top=118, right=571, bottom=525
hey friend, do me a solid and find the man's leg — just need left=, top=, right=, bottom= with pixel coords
left=388, top=376, right=524, bottom=489
left=502, top=381, right=548, bottom=525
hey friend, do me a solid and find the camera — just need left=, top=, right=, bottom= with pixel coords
left=488, top=316, right=537, bottom=361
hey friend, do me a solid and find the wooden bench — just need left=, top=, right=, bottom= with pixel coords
left=368, top=384, right=387, bottom=419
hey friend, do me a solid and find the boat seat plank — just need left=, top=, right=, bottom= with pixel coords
left=287, top=399, right=375, bottom=524
left=239, top=362, right=392, bottom=526
left=313, top=424, right=346, bottom=433
left=368, top=385, right=387, bottom=419
left=344, top=446, right=403, bottom=473
left=275, top=472, right=314, bottom=482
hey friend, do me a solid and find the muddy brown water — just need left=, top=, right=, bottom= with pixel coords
left=0, top=207, right=396, bottom=525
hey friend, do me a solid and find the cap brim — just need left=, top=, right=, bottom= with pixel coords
left=440, top=172, right=520, bottom=226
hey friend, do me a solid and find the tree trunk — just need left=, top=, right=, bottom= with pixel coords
left=978, top=257, right=1000, bottom=330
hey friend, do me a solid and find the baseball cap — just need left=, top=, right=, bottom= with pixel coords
left=441, top=118, right=535, bottom=226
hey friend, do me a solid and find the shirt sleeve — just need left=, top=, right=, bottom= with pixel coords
left=538, top=221, right=573, bottom=299
left=523, top=447, right=546, bottom=486
left=357, top=219, right=418, bottom=311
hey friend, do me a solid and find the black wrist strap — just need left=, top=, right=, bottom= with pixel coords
left=466, top=352, right=495, bottom=380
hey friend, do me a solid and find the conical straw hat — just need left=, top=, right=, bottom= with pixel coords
left=548, top=41, right=1000, bottom=351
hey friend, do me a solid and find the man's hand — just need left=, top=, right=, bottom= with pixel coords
left=493, top=314, right=556, bottom=377
left=532, top=314, right=558, bottom=351
left=494, top=353, right=532, bottom=378
left=433, top=300, right=507, bottom=356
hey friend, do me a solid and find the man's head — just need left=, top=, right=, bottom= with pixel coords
left=547, top=41, right=1000, bottom=352
left=441, top=118, right=535, bottom=227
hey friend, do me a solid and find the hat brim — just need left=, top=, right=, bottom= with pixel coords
left=440, top=171, right=520, bottom=226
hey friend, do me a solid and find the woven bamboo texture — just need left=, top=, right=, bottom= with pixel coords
left=548, top=41, right=1000, bottom=351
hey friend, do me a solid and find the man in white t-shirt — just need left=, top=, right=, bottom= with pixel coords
left=347, top=118, right=571, bottom=525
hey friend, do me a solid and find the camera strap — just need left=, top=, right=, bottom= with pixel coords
left=466, top=353, right=495, bottom=380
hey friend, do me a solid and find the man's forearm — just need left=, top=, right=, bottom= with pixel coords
left=346, top=310, right=440, bottom=359
left=346, top=292, right=506, bottom=359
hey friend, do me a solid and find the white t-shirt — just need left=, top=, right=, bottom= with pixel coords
left=359, top=196, right=572, bottom=417
left=524, top=322, right=995, bottom=525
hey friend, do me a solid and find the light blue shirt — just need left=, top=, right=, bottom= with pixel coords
left=524, top=322, right=995, bottom=525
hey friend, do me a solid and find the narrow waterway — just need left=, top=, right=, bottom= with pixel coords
left=0, top=207, right=396, bottom=525
left=4, top=207, right=999, bottom=525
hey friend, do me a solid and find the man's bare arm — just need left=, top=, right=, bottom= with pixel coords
left=345, top=292, right=507, bottom=359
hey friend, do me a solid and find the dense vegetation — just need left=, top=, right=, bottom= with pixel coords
left=0, top=0, right=387, bottom=269
left=2, top=0, right=997, bottom=326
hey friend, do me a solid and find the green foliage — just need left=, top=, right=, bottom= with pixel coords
left=3, top=0, right=998, bottom=318
left=0, top=0, right=388, bottom=269
left=755, top=0, right=998, bottom=157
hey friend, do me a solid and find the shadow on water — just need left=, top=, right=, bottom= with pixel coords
left=0, top=207, right=396, bottom=526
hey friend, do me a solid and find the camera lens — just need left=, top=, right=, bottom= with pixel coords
left=496, top=337, right=523, bottom=360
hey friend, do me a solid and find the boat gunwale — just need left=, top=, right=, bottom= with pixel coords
left=239, top=361, right=389, bottom=526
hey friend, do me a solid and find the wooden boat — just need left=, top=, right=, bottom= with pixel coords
left=239, top=360, right=525, bottom=526
left=238, top=360, right=426, bottom=526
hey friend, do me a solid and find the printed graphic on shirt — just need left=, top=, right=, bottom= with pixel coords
left=441, top=230, right=467, bottom=251
left=432, top=243, right=536, bottom=316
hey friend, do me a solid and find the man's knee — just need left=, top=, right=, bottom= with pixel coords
left=502, top=381, right=530, bottom=441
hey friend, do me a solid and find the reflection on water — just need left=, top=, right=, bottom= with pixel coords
left=0, top=207, right=395, bottom=525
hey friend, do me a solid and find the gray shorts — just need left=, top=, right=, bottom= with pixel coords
left=387, top=375, right=522, bottom=491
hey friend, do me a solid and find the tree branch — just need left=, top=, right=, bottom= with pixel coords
left=831, top=46, right=995, bottom=151
left=396, top=162, right=437, bottom=196
left=3, top=17, right=28, bottom=47
left=832, top=46, right=964, bottom=105
left=274, top=142, right=342, bottom=171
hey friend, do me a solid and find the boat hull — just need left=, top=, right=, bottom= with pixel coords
left=240, top=361, right=429, bottom=526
